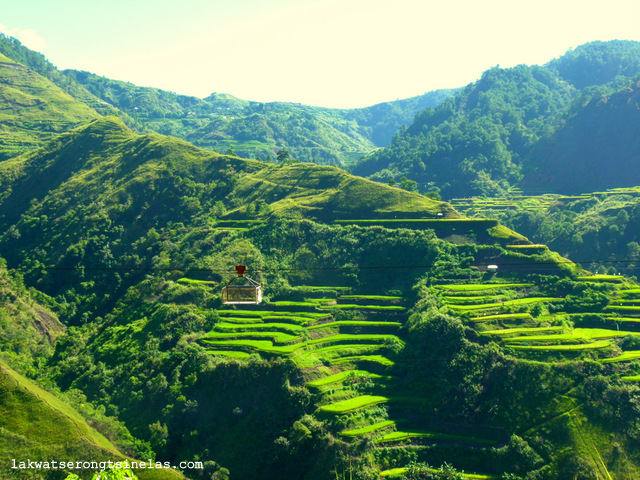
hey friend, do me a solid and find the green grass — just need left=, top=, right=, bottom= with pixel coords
left=307, top=370, right=383, bottom=388
left=318, top=395, right=389, bottom=414
left=443, top=295, right=503, bottom=304
left=177, top=278, right=217, bottom=286
left=306, top=321, right=401, bottom=330
left=269, top=301, right=320, bottom=308
left=436, top=283, right=533, bottom=291
left=214, top=322, right=304, bottom=334
left=339, top=295, right=403, bottom=300
left=508, top=328, right=640, bottom=344
left=321, top=304, right=406, bottom=311
left=604, top=305, right=640, bottom=313
left=577, top=275, right=624, bottom=282
left=214, top=316, right=264, bottom=324
left=447, top=297, right=561, bottom=311
left=377, top=430, right=498, bottom=445
left=340, top=420, right=395, bottom=436
left=307, top=333, right=400, bottom=346
left=204, top=330, right=301, bottom=343
left=297, top=286, right=351, bottom=291
left=200, top=339, right=304, bottom=354
left=206, top=350, right=252, bottom=358
left=505, top=339, right=612, bottom=351
left=217, top=309, right=330, bottom=318
left=380, top=467, right=496, bottom=479
left=469, top=313, right=532, bottom=322
left=300, top=344, right=386, bottom=358
left=602, top=351, right=640, bottom=363
left=481, top=326, right=563, bottom=336
left=331, top=355, right=395, bottom=366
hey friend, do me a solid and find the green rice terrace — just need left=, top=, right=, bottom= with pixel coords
left=449, top=187, right=640, bottom=218
left=194, top=286, right=509, bottom=478
left=176, top=263, right=640, bottom=478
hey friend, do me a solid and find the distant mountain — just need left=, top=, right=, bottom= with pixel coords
left=352, top=41, right=640, bottom=198
left=62, top=68, right=456, bottom=166
left=546, top=39, right=640, bottom=89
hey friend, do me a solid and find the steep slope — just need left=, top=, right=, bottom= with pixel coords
left=0, top=258, right=63, bottom=374
left=352, top=41, right=640, bottom=199
left=546, top=39, right=640, bottom=89
left=0, top=52, right=100, bottom=160
left=352, top=64, right=574, bottom=198
left=0, top=358, right=184, bottom=480
left=0, top=33, right=132, bottom=120
left=452, top=186, right=640, bottom=276
left=524, top=81, right=640, bottom=193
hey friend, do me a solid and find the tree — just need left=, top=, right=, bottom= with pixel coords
left=277, top=149, right=294, bottom=165
left=399, top=176, right=418, bottom=192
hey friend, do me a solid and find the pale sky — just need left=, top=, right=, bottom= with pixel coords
left=1, top=0, right=639, bottom=108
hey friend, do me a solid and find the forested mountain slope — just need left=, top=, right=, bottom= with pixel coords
left=352, top=40, right=640, bottom=198
left=524, top=82, right=640, bottom=193
left=0, top=117, right=455, bottom=323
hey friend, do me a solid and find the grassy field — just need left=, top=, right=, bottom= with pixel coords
left=602, top=351, right=640, bottom=363
left=506, top=339, right=613, bottom=351
left=318, top=395, right=389, bottom=414
left=340, top=420, right=395, bottom=436
left=436, top=283, right=533, bottom=291
left=307, top=370, right=383, bottom=388
left=447, top=297, right=561, bottom=311
left=469, top=313, right=532, bottom=322
left=377, top=430, right=498, bottom=445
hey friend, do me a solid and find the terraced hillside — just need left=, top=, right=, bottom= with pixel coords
left=177, top=252, right=640, bottom=479
left=450, top=186, right=640, bottom=276
left=0, top=53, right=100, bottom=159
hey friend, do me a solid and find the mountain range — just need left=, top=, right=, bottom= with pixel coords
left=1, top=34, right=640, bottom=480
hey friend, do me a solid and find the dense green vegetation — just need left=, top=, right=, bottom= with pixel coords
left=352, top=40, right=640, bottom=198
left=62, top=69, right=456, bottom=166
left=452, top=187, right=640, bottom=275
left=2, top=34, right=640, bottom=480
left=0, top=51, right=100, bottom=159
left=0, top=32, right=456, bottom=169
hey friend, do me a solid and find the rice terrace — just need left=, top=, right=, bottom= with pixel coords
left=0, top=27, right=639, bottom=480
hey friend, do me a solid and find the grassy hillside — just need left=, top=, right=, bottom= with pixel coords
left=3, top=35, right=640, bottom=480
left=0, top=55, right=100, bottom=160
left=0, top=258, right=63, bottom=375
left=0, top=358, right=184, bottom=480
left=0, top=116, right=456, bottom=326
left=38, top=215, right=640, bottom=479
left=0, top=33, right=135, bottom=123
